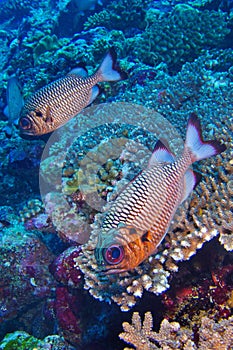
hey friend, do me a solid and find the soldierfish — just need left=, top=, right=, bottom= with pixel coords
left=95, top=113, right=226, bottom=274
left=18, top=47, right=127, bottom=136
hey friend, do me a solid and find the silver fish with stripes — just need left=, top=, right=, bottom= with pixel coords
left=18, top=47, right=127, bottom=136
left=95, top=113, right=226, bottom=274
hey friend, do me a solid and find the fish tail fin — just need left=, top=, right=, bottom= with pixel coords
left=97, top=47, right=127, bottom=82
left=185, top=112, right=226, bottom=163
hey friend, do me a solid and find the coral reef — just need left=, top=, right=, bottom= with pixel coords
left=0, top=331, right=75, bottom=349
left=0, top=222, right=56, bottom=323
left=119, top=312, right=233, bottom=349
left=0, top=124, right=44, bottom=206
left=0, top=0, right=233, bottom=348
left=129, top=4, right=230, bottom=69
left=50, top=246, right=83, bottom=288
left=33, top=69, right=232, bottom=311
left=162, top=242, right=233, bottom=325
left=84, top=0, right=149, bottom=31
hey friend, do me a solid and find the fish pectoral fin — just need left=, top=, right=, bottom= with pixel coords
left=181, top=169, right=202, bottom=204
left=45, top=106, right=54, bottom=124
left=141, top=231, right=153, bottom=243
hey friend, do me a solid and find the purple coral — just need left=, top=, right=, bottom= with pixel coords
left=49, top=246, right=83, bottom=288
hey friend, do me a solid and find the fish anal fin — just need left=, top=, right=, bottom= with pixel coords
left=88, top=85, right=101, bottom=105
left=181, top=169, right=202, bottom=204
left=149, top=139, right=176, bottom=167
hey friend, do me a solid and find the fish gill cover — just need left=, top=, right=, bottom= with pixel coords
left=0, top=0, right=233, bottom=349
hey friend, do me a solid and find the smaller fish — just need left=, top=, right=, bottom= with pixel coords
left=73, top=0, right=102, bottom=13
left=3, top=77, right=24, bottom=138
left=18, top=47, right=127, bottom=137
left=95, top=113, right=226, bottom=274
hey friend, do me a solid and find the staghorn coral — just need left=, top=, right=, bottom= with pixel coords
left=119, top=312, right=233, bottom=350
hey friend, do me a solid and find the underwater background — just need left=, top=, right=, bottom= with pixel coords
left=0, top=0, right=233, bottom=349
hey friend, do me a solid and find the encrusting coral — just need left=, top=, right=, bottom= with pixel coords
left=131, top=4, right=230, bottom=69
left=119, top=312, right=233, bottom=349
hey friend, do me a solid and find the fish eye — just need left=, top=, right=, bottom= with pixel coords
left=103, top=245, right=124, bottom=265
left=19, top=117, right=32, bottom=130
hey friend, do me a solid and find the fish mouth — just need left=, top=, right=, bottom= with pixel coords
left=104, top=266, right=129, bottom=275
left=19, top=129, right=36, bottom=136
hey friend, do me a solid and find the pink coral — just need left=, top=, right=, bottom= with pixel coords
left=54, top=287, right=82, bottom=346
left=50, top=246, right=83, bottom=288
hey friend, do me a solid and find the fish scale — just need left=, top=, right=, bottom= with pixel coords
left=102, top=163, right=183, bottom=233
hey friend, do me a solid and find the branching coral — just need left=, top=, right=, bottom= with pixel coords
left=119, top=312, right=233, bottom=349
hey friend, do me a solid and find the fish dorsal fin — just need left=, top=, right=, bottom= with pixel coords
left=149, top=140, right=175, bottom=167
left=68, top=63, right=88, bottom=78
left=181, top=169, right=202, bottom=204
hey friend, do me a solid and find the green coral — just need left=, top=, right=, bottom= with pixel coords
left=33, top=34, right=60, bottom=64
left=84, top=0, right=150, bottom=30
left=0, top=332, right=74, bottom=350
left=0, top=331, right=46, bottom=350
